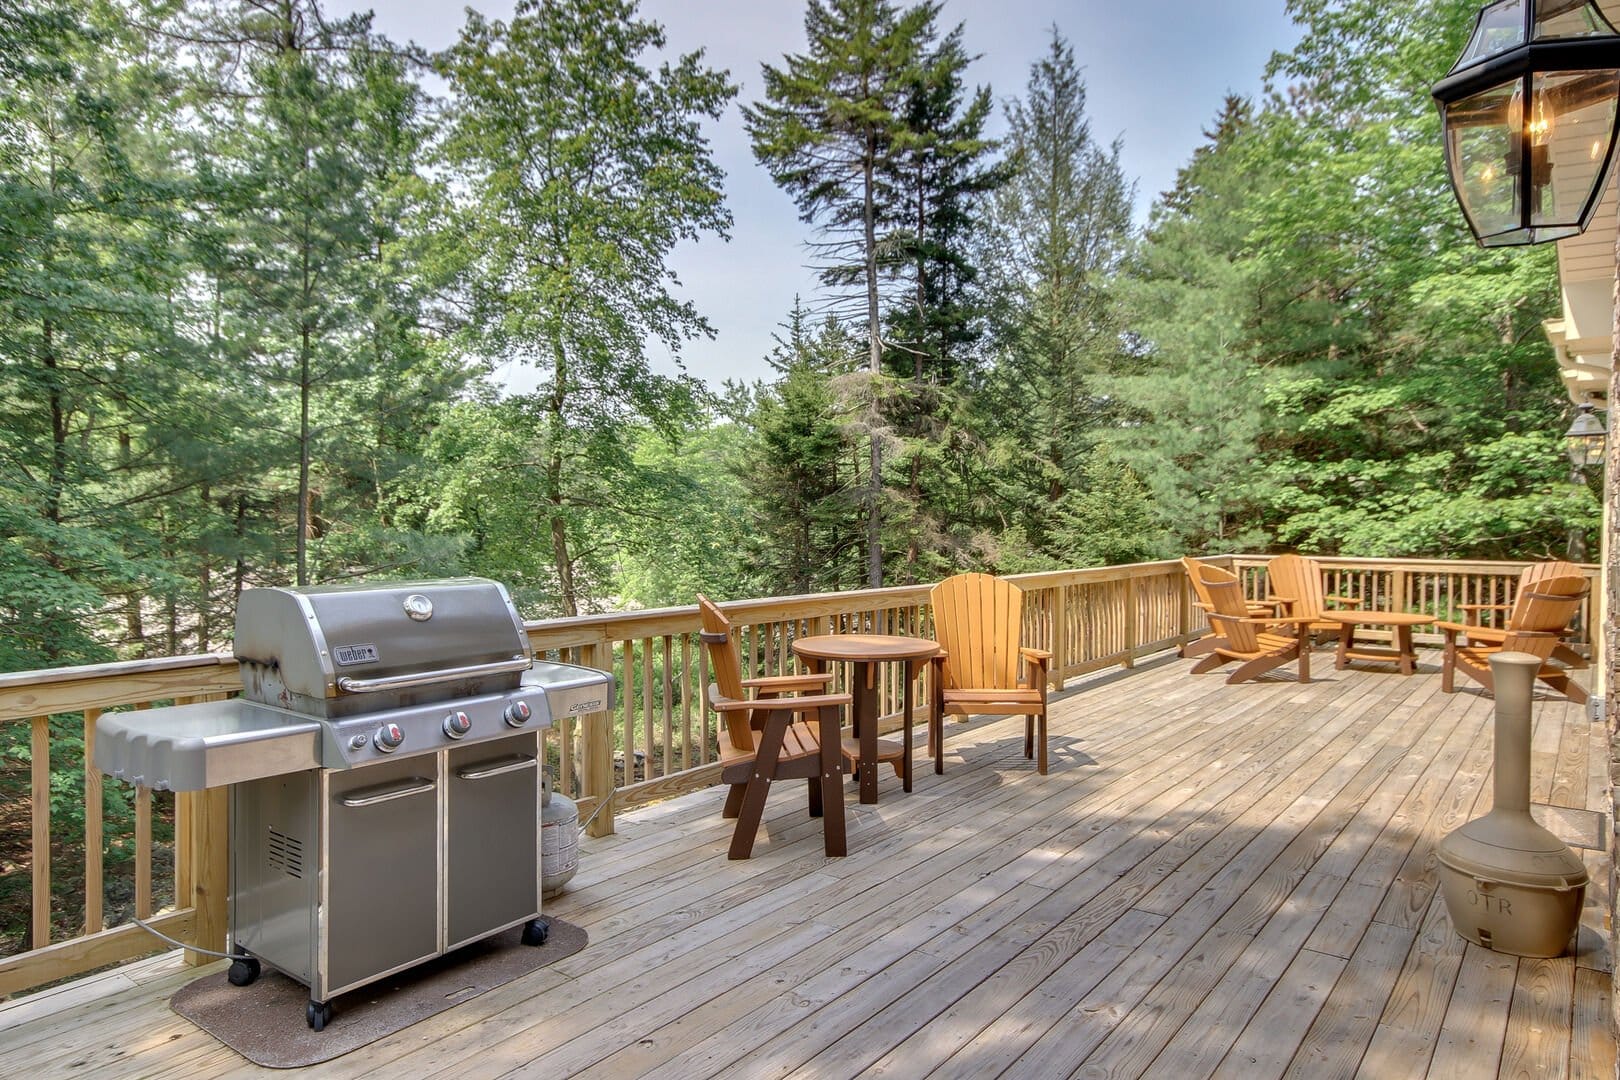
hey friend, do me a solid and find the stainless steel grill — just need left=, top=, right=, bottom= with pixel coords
left=95, top=578, right=611, bottom=1031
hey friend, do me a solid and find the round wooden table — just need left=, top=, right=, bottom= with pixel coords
left=791, top=634, right=939, bottom=804
left=1320, top=610, right=1432, bottom=675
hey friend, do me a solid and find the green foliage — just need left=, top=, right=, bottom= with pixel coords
left=978, top=31, right=1137, bottom=558
left=436, top=0, right=734, bottom=614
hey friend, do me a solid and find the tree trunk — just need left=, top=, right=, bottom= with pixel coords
left=297, top=320, right=312, bottom=586
left=233, top=494, right=248, bottom=609
left=198, top=484, right=212, bottom=651
left=547, top=337, right=578, bottom=617
left=864, top=135, right=883, bottom=589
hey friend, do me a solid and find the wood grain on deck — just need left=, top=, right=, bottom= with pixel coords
left=0, top=648, right=1610, bottom=1079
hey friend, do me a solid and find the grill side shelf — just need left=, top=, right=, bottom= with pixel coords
left=94, top=701, right=322, bottom=791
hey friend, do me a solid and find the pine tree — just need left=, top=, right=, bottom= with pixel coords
left=978, top=30, right=1135, bottom=556
left=1111, top=96, right=1276, bottom=554
left=745, top=0, right=936, bottom=587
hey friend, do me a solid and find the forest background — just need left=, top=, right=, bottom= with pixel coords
left=0, top=0, right=1600, bottom=953
left=2, top=0, right=1593, bottom=670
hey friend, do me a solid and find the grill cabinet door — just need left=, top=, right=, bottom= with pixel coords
left=447, top=734, right=540, bottom=948
left=324, top=756, right=440, bottom=997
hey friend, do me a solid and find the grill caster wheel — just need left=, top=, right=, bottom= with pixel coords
left=522, top=917, right=550, bottom=947
left=307, top=1000, right=332, bottom=1032
left=227, top=957, right=260, bottom=987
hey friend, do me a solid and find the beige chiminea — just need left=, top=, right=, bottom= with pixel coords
left=1436, top=652, right=1588, bottom=957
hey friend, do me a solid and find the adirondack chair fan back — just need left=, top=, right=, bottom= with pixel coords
left=1265, top=554, right=1346, bottom=646
left=929, top=573, right=1051, bottom=775
left=1181, top=557, right=1276, bottom=658
left=1439, top=575, right=1590, bottom=703
left=1190, top=578, right=1311, bottom=684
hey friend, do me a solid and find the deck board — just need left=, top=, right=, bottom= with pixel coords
left=0, top=647, right=1610, bottom=1079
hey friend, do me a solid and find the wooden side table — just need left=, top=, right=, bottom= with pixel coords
left=1320, top=611, right=1432, bottom=675
left=791, top=634, right=939, bottom=804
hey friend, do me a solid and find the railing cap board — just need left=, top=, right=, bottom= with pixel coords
left=0, top=652, right=235, bottom=691
left=0, top=654, right=243, bottom=724
left=1231, top=554, right=1598, bottom=573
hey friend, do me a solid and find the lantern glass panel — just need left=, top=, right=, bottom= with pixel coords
left=1534, top=0, right=1612, bottom=39
left=1529, top=69, right=1619, bottom=229
left=1445, top=79, right=1522, bottom=238
left=1459, top=0, right=1526, bottom=68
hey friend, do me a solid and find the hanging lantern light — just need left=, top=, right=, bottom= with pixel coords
left=1564, top=399, right=1608, bottom=468
left=1432, top=0, right=1620, bottom=246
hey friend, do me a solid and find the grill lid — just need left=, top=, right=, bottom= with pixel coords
left=234, top=578, right=531, bottom=717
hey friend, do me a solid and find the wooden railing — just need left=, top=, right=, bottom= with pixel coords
left=1228, top=555, right=1602, bottom=651
left=0, top=554, right=1593, bottom=997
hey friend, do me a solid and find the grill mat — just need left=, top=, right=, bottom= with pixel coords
left=169, top=919, right=586, bottom=1068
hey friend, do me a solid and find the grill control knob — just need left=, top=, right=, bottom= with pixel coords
left=504, top=700, right=533, bottom=728
left=443, top=710, right=472, bottom=739
left=373, top=722, right=405, bottom=753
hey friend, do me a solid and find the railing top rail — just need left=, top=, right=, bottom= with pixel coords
left=1227, top=553, right=1599, bottom=572
left=0, top=652, right=236, bottom=692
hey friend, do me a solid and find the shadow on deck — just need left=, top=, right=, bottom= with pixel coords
left=0, top=647, right=1611, bottom=1078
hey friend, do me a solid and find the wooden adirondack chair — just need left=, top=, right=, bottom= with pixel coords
left=1181, top=557, right=1279, bottom=658
left=1438, top=576, right=1590, bottom=703
left=698, top=596, right=849, bottom=860
left=1457, top=560, right=1589, bottom=670
left=1189, top=577, right=1313, bottom=684
left=929, top=573, right=1052, bottom=775
left=1264, top=554, right=1348, bottom=648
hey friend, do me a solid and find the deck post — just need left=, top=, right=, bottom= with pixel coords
left=185, top=786, right=228, bottom=965
left=579, top=640, right=616, bottom=838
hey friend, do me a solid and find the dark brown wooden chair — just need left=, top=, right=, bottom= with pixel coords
left=1438, top=576, right=1590, bottom=703
left=928, top=572, right=1051, bottom=775
left=698, top=596, right=849, bottom=860
left=1190, top=577, right=1313, bottom=684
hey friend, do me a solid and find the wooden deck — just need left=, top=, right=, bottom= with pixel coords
left=1, top=647, right=1613, bottom=1078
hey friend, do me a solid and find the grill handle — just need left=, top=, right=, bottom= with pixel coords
left=455, top=754, right=537, bottom=781
left=339, top=777, right=435, bottom=807
left=336, top=656, right=531, bottom=694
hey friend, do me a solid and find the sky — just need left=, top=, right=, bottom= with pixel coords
left=333, top=0, right=1304, bottom=390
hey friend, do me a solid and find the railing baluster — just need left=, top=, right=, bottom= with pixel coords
left=621, top=639, right=635, bottom=785
left=641, top=637, right=654, bottom=780
left=30, top=714, right=50, bottom=949
left=84, top=708, right=103, bottom=936
left=661, top=635, right=673, bottom=778
left=680, top=634, right=692, bottom=772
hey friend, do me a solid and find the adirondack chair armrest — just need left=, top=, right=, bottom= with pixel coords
left=1019, top=647, right=1052, bottom=663
left=1434, top=621, right=1470, bottom=644
left=1209, top=613, right=1313, bottom=633
left=710, top=692, right=850, bottom=713
left=1265, top=594, right=1297, bottom=606
left=1456, top=602, right=1511, bottom=625
left=742, top=672, right=834, bottom=696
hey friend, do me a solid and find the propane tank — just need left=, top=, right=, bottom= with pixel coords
left=540, top=769, right=580, bottom=898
